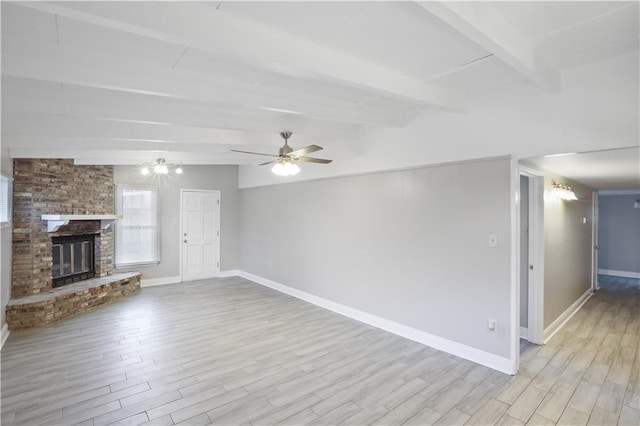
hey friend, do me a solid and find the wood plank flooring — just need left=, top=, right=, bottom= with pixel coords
left=1, top=274, right=638, bottom=425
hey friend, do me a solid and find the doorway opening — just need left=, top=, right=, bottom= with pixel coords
left=519, top=175, right=530, bottom=345
left=519, top=167, right=545, bottom=347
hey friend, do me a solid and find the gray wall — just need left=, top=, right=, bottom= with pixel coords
left=598, top=194, right=640, bottom=274
left=114, top=165, right=240, bottom=279
left=520, top=175, right=529, bottom=329
left=543, top=174, right=594, bottom=328
left=1, top=151, right=13, bottom=330
left=240, top=158, right=513, bottom=358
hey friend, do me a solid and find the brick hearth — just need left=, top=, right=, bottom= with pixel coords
left=6, top=272, right=141, bottom=330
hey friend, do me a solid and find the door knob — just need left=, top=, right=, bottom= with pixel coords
left=183, top=239, right=188, bottom=243
left=595, top=245, right=600, bottom=249
left=529, top=265, right=534, bottom=270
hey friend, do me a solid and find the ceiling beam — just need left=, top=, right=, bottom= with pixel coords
left=1, top=44, right=418, bottom=127
left=8, top=148, right=260, bottom=165
left=416, top=1, right=560, bottom=91
left=18, top=1, right=467, bottom=112
left=2, top=133, right=279, bottom=156
left=2, top=77, right=362, bottom=139
left=1, top=111, right=291, bottom=146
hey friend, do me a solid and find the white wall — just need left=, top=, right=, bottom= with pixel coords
left=1, top=149, right=13, bottom=333
left=114, top=165, right=241, bottom=280
left=240, top=157, right=513, bottom=359
left=240, top=50, right=638, bottom=189
left=598, top=194, right=640, bottom=275
left=542, top=173, right=594, bottom=329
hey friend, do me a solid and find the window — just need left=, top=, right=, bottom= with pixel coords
left=0, top=174, right=12, bottom=227
left=115, top=185, right=159, bottom=267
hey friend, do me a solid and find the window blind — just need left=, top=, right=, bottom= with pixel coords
left=0, top=174, right=11, bottom=226
left=115, top=185, right=159, bottom=267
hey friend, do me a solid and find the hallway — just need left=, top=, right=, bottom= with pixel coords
left=505, top=275, right=640, bottom=425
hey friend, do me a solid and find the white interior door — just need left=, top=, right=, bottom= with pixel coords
left=519, top=168, right=545, bottom=346
left=520, top=175, right=530, bottom=342
left=181, top=190, right=220, bottom=281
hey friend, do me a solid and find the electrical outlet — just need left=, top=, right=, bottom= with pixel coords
left=267, top=262, right=273, bottom=270
left=488, top=319, right=497, bottom=332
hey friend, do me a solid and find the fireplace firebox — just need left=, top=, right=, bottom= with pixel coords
left=52, top=234, right=96, bottom=287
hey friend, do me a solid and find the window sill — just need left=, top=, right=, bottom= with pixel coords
left=115, top=261, right=160, bottom=269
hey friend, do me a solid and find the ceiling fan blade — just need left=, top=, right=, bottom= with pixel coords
left=259, top=160, right=278, bottom=166
left=289, top=144, right=322, bottom=158
left=231, top=149, right=279, bottom=157
left=296, top=156, right=333, bottom=164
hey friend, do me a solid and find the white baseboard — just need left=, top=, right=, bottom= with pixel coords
left=141, top=275, right=181, bottom=287
left=238, top=271, right=515, bottom=375
left=219, top=269, right=240, bottom=278
left=598, top=269, right=640, bottom=279
left=1, top=323, right=10, bottom=350
left=544, top=289, right=592, bottom=343
left=520, top=327, right=528, bottom=340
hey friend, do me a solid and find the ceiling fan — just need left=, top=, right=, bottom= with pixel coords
left=231, top=131, right=332, bottom=176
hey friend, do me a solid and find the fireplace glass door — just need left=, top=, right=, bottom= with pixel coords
left=52, top=234, right=96, bottom=287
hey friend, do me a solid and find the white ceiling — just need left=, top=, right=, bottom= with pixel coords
left=1, top=1, right=638, bottom=187
left=524, top=147, right=640, bottom=190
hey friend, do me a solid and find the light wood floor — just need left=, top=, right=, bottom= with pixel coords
left=1, top=275, right=639, bottom=425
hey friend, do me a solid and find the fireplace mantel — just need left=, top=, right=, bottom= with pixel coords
left=42, top=214, right=121, bottom=232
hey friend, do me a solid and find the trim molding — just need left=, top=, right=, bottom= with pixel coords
left=141, top=275, right=181, bottom=287
left=1, top=323, right=10, bottom=350
left=598, top=189, right=640, bottom=196
left=238, top=271, right=515, bottom=375
left=510, top=159, right=519, bottom=372
left=543, top=289, right=592, bottom=343
left=520, top=327, right=528, bottom=340
left=219, top=269, right=240, bottom=278
left=598, top=269, right=640, bottom=279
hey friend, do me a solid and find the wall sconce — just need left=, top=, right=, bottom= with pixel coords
left=551, top=181, right=577, bottom=200
left=140, top=158, right=183, bottom=176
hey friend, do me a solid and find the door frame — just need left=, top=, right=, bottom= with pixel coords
left=518, top=165, right=545, bottom=347
left=179, top=189, right=221, bottom=282
left=591, top=191, right=600, bottom=291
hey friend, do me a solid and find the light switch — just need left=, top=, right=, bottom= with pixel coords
left=488, top=234, right=498, bottom=248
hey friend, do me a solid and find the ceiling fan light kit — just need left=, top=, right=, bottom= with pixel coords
left=231, top=131, right=332, bottom=177
left=272, top=159, right=301, bottom=177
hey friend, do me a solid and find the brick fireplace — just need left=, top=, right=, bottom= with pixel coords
left=6, top=159, right=140, bottom=330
